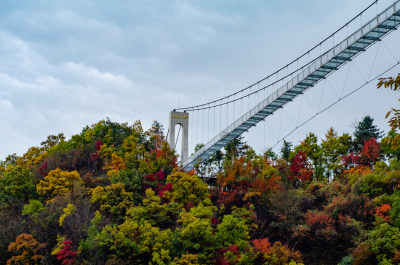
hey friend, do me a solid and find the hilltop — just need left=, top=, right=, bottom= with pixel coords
left=1, top=75, right=400, bottom=264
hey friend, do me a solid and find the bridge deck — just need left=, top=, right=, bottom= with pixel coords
left=183, top=0, right=400, bottom=171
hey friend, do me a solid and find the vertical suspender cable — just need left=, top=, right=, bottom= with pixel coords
left=226, top=99, right=228, bottom=127
left=190, top=110, right=193, bottom=153
left=220, top=100, right=222, bottom=132
left=241, top=91, right=243, bottom=117
left=205, top=109, right=210, bottom=142
left=249, top=86, right=251, bottom=107
left=175, top=125, right=181, bottom=150
left=232, top=95, right=236, bottom=122
left=202, top=109, right=204, bottom=144
left=213, top=105, right=215, bottom=136
left=195, top=110, right=198, bottom=148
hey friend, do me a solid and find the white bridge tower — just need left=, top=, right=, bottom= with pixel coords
left=168, top=111, right=189, bottom=164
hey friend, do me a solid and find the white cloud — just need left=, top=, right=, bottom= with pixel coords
left=0, top=98, right=14, bottom=113
left=0, top=0, right=399, bottom=160
left=0, top=29, right=145, bottom=159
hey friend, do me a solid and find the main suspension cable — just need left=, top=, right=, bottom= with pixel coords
left=175, top=0, right=378, bottom=112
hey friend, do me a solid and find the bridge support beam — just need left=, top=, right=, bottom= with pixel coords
left=168, top=111, right=189, bottom=165
left=180, top=0, right=400, bottom=171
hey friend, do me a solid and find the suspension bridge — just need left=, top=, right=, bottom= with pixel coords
left=168, top=0, right=400, bottom=172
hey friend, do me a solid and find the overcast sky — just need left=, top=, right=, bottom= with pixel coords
left=1, top=0, right=400, bottom=160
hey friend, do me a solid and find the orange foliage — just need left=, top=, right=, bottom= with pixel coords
left=150, top=144, right=178, bottom=170
left=376, top=203, right=392, bottom=222
left=343, top=165, right=371, bottom=176
left=7, top=233, right=45, bottom=265
left=305, top=211, right=337, bottom=240
left=252, top=238, right=271, bottom=254
left=299, top=168, right=313, bottom=182
left=306, top=211, right=334, bottom=228
left=263, top=241, right=303, bottom=265
left=151, top=148, right=163, bottom=159
left=250, top=179, right=268, bottom=193
left=187, top=169, right=196, bottom=176
left=266, top=176, right=282, bottom=192
left=220, top=157, right=252, bottom=187
left=105, top=152, right=126, bottom=177
left=337, top=214, right=351, bottom=223
left=393, top=249, right=400, bottom=264
left=324, top=194, right=374, bottom=222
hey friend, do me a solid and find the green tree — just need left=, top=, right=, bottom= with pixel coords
left=93, top=219, right=173, bottom=264
left=165, top=172, right=210, bottom=208
left=90, top=183, right=134, bottom=221
left=82, top=118, right=133, bottom=147
left=40, top=133, right=65, bottom=150
left=353, top=116, right=383, bottom=152
left=0, top=154, right=18, bottom=176
left=216, top=214, right=250, bottom=249
left=127, top=188, right=180, bottom=229
left=295, top=133, right=324, bottom=180
left=369, top=223, right=400, bottom=264
left=177, top=204, right=216, bottom=264
left=264, top=148, right=278, bottom=160
left=0, top=165, right=37, bottom=203
left=381, top=130, right=400, bottom=160
left=121, top=134, right=147, bottom=171
left=280, top=140, right=293, bottom=162
left=22, top=200, right=45, bottom=222
left=321, top=128, right=352, bottom=178
left=224, top=137, right=248, bottom=168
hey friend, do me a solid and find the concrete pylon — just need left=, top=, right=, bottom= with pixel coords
left=168, top=111, right=189, bottom=164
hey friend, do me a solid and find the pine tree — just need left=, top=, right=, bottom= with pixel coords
left=224, top=136, right=247, bottom=161
left=280, top=140, right=293, bottom=161
left=353, top=116, right=383, bottom=152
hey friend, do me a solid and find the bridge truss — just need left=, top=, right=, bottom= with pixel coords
left=178, top=0, right=400, bottom=171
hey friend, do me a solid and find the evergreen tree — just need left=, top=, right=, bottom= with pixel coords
left=264, top=148, right=277, bottom=160
left=224, top=136, right=247, bottom=161
left=353, top=115, right=383, bottom=152
left=280, top=140, right=292, bottom=161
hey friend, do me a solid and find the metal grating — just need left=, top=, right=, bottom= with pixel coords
left=183, top=1, right=400, bottom=172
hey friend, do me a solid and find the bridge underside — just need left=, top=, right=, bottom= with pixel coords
left=182, top=1, right=400, bottom=172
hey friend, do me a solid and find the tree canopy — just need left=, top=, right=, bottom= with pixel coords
left=1, top=75, right=400, bottom=264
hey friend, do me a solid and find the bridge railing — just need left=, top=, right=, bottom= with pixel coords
left=182, top=0, right=400, bottom=172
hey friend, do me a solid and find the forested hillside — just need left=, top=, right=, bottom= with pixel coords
left=1, top=75, right=400, bottom=265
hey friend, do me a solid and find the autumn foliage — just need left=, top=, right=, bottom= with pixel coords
left=1, top=99, right=400, bottom=265
left=56, top=240, right=77, bottom=265
left=7, top=233, right=45, bottom=265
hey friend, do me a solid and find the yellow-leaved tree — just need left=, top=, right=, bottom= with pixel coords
left=90, top=183, right=134, bottom=221
left=36, top=168, right=82, bottom=199
left=104, top=152, right=126, bottom=178
left=165, top=171, right=210, bottom=208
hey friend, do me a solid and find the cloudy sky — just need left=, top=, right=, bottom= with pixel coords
left=1, top=0, right=400, bottom=160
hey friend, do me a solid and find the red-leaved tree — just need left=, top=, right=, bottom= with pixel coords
left=56, top=240, right=77, bottom=265
left=359, top=138, right=380, bottom=167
